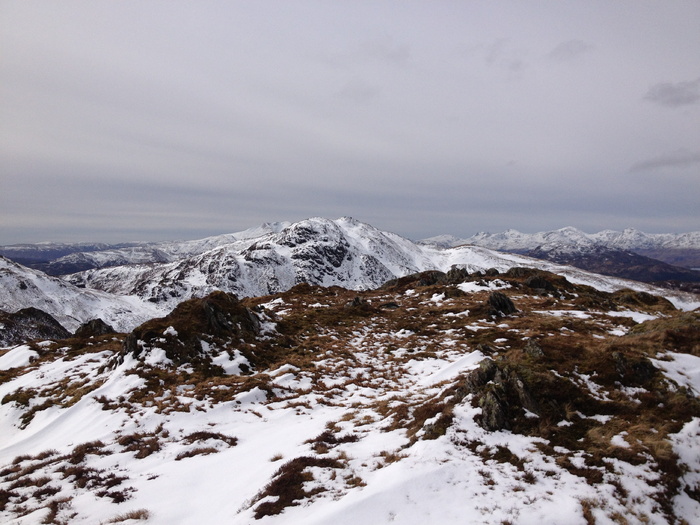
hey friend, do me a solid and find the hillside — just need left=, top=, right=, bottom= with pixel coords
left=421, top=227, right=700, bottom=289
left=1, top=268, right=699, bottom=524
left=61, top=218, right=700, bottom=313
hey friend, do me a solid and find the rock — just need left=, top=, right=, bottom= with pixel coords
left=119, top=291, right=261, bottom=374
left=525, top=275, right=557, bottom=293
left=0, top=307, right=71, bottom=346
left=612, top=351, right=658, bottom=386
left=446, top=266, right=469, bottom=283
left=524, top=339, right=544, bottom=359
left=75, top=318, right=115, bottom=338
left=480, top=384, right=510, bottom=431
left=457, top=358, right=540, bottom=431
left=488, top=292, right=517, bottom=316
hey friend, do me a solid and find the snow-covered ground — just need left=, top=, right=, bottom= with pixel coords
left=1, top=273, right=698, bottom=524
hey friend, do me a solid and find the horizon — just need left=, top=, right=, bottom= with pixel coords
left=1, top=217, right=699, bottom=248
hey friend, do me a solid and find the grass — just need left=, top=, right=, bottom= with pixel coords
left=102, top=509, right=150, bottom=523
left=251, top=456, right=343, bottom=518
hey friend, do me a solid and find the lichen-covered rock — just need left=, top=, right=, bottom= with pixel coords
left=524, top=339, right=545, bottom=359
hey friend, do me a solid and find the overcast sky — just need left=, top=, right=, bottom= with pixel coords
left=1, top=1, right=699, bottom=244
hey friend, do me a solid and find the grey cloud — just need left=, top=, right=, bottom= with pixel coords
left=337, top=79, right=381, bottom=103
left=630, top=150, right=700, bottom=172
left=547, top=40, right=593, bottom=61
left=2, top=3, right=700, bottom=243
left=644, top=78, right=700, bottom=107
left=483, top=38, right=525, bottom=72
left=360, top=37, right=411, bottom=65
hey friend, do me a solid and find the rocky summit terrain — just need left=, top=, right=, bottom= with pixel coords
left=1, top=267, right=699, bottom=524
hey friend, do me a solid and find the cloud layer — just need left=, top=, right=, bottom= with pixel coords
left=1, top=1, right=699, bottom=243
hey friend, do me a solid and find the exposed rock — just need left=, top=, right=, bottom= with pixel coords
left=75, top=318, right=115, bottom=338
left=119, top=291, right=262, bottom=374
left=525, top=275, right=558, bottom=293
left=487, top=291, right=518, bottom=316
left=456, top=359, right=540, bottom=431
left=612, top=351, right=658, bottom=386
left=524, top=339, right=545, bottom=359
left=479, top=384, right=510, bottom=431
left=445, top=266, right=469, bottom=283
left=0, top=307, right=71, bottom=346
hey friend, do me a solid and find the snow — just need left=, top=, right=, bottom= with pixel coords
left=0, top=345, right=38, bottom=370
left=20, top=217, right=692, bottom=321
left=212, top=349, right=250, bottom=375
left=652, top=352, right=700, bottom=395
left=604, top=310, right=659, bottom=323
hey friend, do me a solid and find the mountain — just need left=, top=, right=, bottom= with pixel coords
left=0, top=308, right=71, bottom=347
left=421, top=226, right=700, bottom=256
left=2, top=219, right=699, bottom=342
left=0, top=224, right=291, bottom=276
left=0, top=241, right=140, bottom=268
left=62, top=218, right=699, bottom=312
left=0, top=256, right=165, bottom=332
left=421, top=227, right=700, bottom=288
left=527, top=244, right=700, bottom=284
left=1, top=269, right=699, bottom=524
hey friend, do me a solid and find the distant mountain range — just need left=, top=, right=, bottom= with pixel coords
left=2, top=218, right=698, bottom=336
left=421, top=227, right=700, bottom=257
left=420, top=226, right=700, bottom=289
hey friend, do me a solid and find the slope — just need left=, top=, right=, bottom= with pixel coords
left=65, top=218, right=700, bottom=313
left=1, top=268, right=698, bottom=524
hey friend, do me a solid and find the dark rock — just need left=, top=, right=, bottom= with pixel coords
left=505, top=267, right=539, bottom=279
left=525, top=275, right=557, bottom=293
left=380, top=270, right=447, bottom=290
left=379, top=302, right=400, bottom=310
left=475, top=343, right=495, bottom=355
left=119, top=291, right=261, bottom=374
left=462, top=358, right=499, bottom=392
left=446, top=266, right=469, bottom=283
left=487, top=292, right=518, bottom=316
left=456, top=358, right=541, bottom=431
left=75, top=318, right=115, bottom=338
left=0, top=307, right=71, bottom=346
left=479, top=384, right=510, bottom=431
left=612, top=351, right=658, bottom=386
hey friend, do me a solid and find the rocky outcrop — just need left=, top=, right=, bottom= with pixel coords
left=118, top=291, right=263, bottom=374
left=0, top=307, right=71, bottom=346
left=487, top=292, right=518, bottom=316
left=75, top=319, right=115, bottom=338
left=453, top=359, right=541, bottom=432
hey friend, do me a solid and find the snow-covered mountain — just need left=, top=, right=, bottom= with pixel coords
left=0, top=224, right=291, bottom=276
left=64, top=218, right=699, bottom=312
left=2, top=218, right=700, bottom=523
left=0, top=256, right=164, bottom=332
left=422, top=226, right=700, bottom=259
left=1, top=218, right=698, bottom=340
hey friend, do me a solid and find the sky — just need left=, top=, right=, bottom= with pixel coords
left=1, top=1, right=699, bottom=244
